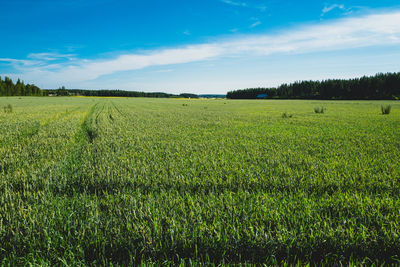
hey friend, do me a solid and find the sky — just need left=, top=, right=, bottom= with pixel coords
left=1, top=0, right=400, bottom=94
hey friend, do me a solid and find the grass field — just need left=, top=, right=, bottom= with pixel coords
left=0, top=97, right=399, bottom=265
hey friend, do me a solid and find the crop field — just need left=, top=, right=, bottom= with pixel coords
left=0, top=97, right=399, bottom=265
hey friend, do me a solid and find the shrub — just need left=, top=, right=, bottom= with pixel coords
left=314, top=106, right=325, bottom=114
left=3, top=104, right=13, bottom=113
left=381, top=105, right=391, bottom=115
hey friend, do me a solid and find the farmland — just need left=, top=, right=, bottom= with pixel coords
left=0, top=97, right=399, bottom=265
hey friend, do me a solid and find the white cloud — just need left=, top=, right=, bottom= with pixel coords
left=249, top=21, right=261, bottom=28
left=3, top=10, right=400, bottom=87
left=220, top=0, right=247, bottom=7
left=0, top=58, right=39, bottom=66
left=220, top=0, right=268, bottom=11
left=322, top=4, right=346, bottom=15
left=27, top=52, right=76, bottom=61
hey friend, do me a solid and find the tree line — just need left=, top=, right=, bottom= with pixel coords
left=43, top=88, right=199, bottom=98
left=0, top=78, right=199, bottom=98
left=43, top=88, right=176, bottom=98
left=227, top=72, right=400, bottom=100
left=0, top=76, right=42, bottom=96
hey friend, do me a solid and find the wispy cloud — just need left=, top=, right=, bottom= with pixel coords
left=321, top=4, right=350, bottom=16
left=0, top=58, right=39, bottom=66
left=323, top=4, right=345, bottom=13
left=27, top=52, right=76, bottom=61
left=3, top=11, right=400, bottom=87
left=256, top=5, right=267, bottom=12
left=220, top=0, right=247, bottom=7
left=220, top=0, right=267, bottom=11
left=249, top=21, right=261, bottom=28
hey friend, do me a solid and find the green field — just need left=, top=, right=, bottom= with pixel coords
left=0, top=97, right=399, bottom=265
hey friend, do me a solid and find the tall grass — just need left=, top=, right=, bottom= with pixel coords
left=282, top=112, right=293, bottom=118
left=314, top=106, right=325, bottom=114
left=3, top=104, right=12, bottom=113
left=381, top=104, right=391, bottom=115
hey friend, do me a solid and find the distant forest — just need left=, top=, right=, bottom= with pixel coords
left=0, top=78, right=198, bottom=98
left=227, top=72, right=400, bottom=100
left=0, top=76, right=42, bottom=96
left=2, top=72, right=400, bottom=99
left=43, top=87, right=198, bottom=98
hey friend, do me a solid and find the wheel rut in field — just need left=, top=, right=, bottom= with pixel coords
left=110, top=101, right=126, bottom=117
left=105, top=101, right=126, bottom=123
left=49, top=103, right=106, bottom=195
left=80, top=102, right=105, bottom=143
left=54, top=101, right=132, bottom=196
left=2, top=104, right=103, bottom=194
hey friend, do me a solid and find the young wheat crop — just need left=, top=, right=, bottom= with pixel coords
left=0, top=97, right=399, bottom=265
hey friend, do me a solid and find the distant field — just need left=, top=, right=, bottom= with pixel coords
left=0, top=97, right=399, bottom=265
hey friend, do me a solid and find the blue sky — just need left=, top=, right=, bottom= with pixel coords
left=1, top=0, right=400, bottom=94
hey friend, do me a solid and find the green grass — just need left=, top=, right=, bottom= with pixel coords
left=0, top=97, right=399, bottom=265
